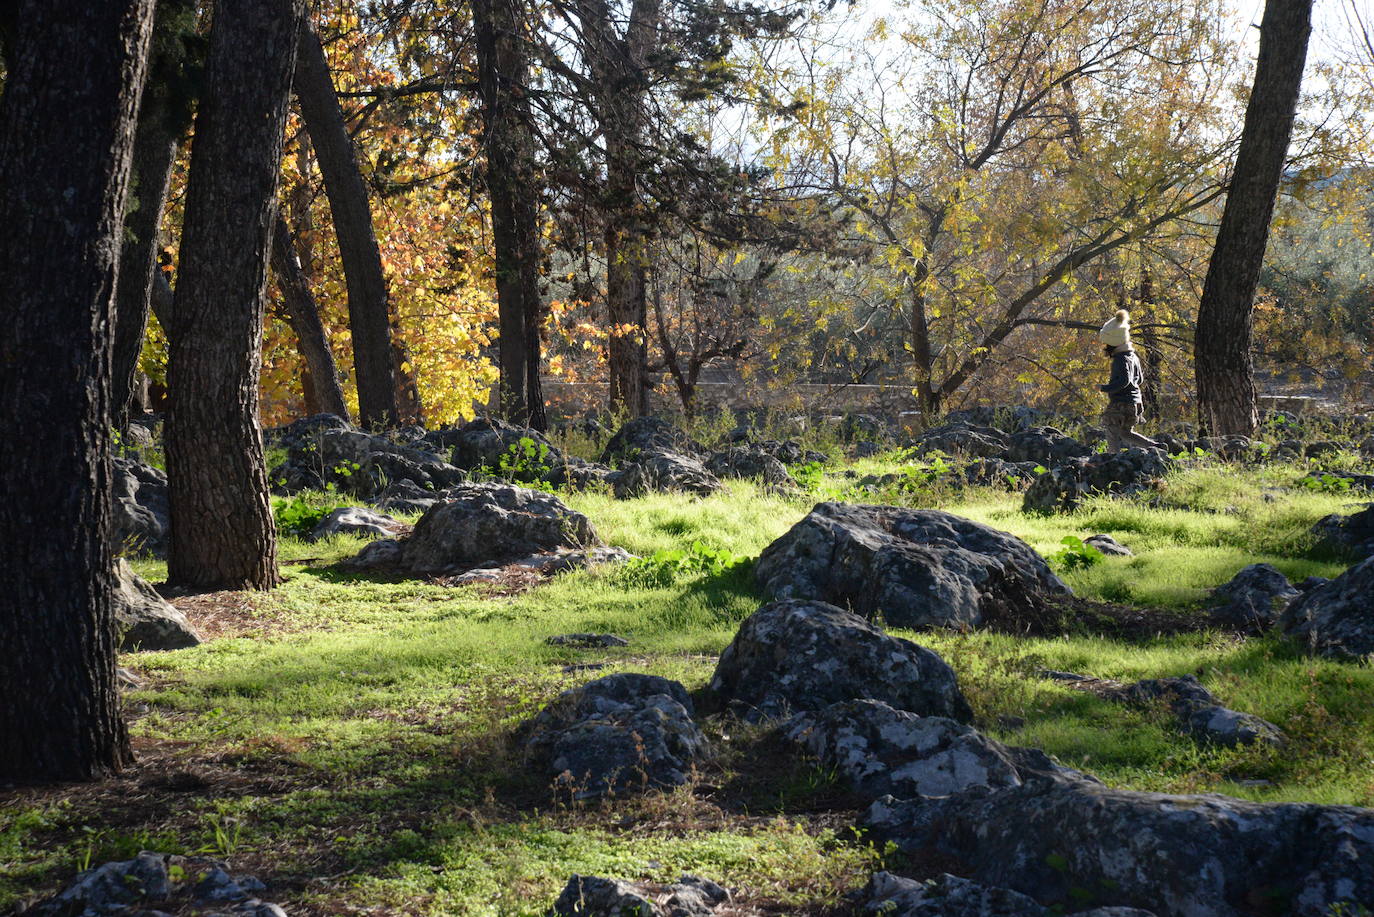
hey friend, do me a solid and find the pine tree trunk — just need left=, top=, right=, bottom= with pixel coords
left=473, top=0, right=547, bottom=429
left=1194, top=0, right=1312, bottom=436
left=0, top=0, right=153, bottom=782
left=584, top=0, right=659, bottom=418
left=112, top=50, right=180, bottom=431
left=294, top=20, right=400, bottom=430
left=271, top=215, right=349, bottom=419
left=165, top=0, right=303, bottom=592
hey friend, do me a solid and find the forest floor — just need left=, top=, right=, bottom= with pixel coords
left=3, top=444, right=1373, bottom=916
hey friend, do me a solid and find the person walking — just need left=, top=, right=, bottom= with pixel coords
left=1098, top=310, right=1162, bottom=451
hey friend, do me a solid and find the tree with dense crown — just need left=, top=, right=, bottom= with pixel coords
left=0, top=0, right=154, bottom=782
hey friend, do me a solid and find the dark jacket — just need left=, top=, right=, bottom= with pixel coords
left=1100, top=347, right=1144, bottom=404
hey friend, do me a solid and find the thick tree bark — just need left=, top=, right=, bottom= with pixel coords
left=0, top=0, right=153, bottom=782
left=294, top=20, right=400, bottom=430
left=1194, top=0, right=1312, bottom=436
left=165, top=0, right=303, bottom=591
left=111, top=16, right=182, bottom=431
left=473, top=0, right=546, bottom=429
left=270, top=215, right=350, bottom=418
left=583, top=0, right=660, bottom=418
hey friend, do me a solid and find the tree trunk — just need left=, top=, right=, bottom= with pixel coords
left=583, top=0, right=659, bottom=418
left=112, top=56, right=180, bottom=430
left=473, top=0, right=546, bottom=429
left=0, top=0, right=153, bottom=782
left=270, top=215, right=349, bottom=418
left=1194, top=0, right=1312, bottom=436
left=165, top=0, right=303, bottom=592
left=1136, top=269, right=1164, bottom=416
left=294, top=20, right=399, bottom=430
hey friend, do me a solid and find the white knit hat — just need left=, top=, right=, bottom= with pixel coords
left=1098, top=309, right=1131, bottom=348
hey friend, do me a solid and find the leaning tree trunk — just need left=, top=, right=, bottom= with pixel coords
left=165, top=0, right=303, bottom=592
left=0, top=0, right=153, bottom=782
left=271, top=215, right=350, bottom=418
left=294, top=20, right=400, bottom=430
left=473, top=0, right=547, bottom=429
left=1194, top=0, right=1312, bottom=436
left=112, top=62, right=180, bottom=431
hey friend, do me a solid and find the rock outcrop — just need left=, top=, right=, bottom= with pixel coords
left=755, top=504, right=1069, bottom=631
left=1280, top=555, right=1374, bottom=661
left=519, top=673, right=706, bottom=799
left=863, top=771, right=1374, bottom=917
left=709, top=600, right=972, bottom=723
left=1023, top=449, right=1170, bottom=514
left=1207, top=563, right=1299, bottom=632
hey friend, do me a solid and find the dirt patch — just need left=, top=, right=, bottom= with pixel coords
left=163, top=590, right=291, bottom=641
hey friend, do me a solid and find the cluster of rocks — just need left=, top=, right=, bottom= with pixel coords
left=28, top=851, right=286, bottom=917
left=710, top=597, right=1372, bottom=916
left=754, top=504, right=1070, bottom=632
left=855, top=871, right=1154, bottom=917
left=1198, top=559, right=1374, bottom=662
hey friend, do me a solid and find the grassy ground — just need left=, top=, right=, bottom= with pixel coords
left=3, top=456, right=1372, bottom=915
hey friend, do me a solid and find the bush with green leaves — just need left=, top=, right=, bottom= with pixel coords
left=617, top=540, right=751, bottom=588
left=1049, top=535, right=1104, bottom=572
left=272, top=494, right=348, bottom=537
left=494, top=436, right=555, bottom=484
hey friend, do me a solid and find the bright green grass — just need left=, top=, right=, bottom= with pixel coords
left=6, top=461, right=1373, bottom=914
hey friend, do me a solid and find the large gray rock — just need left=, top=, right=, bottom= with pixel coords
left=755, top=504, right=1069, bottom=631
left=600, top=417, right=703, bottom=464
left=114, top=560, right=200, bottom=652
left=863, top=771, right=1374, bottom=917
left=444, top=416, right=562, bottom=479
left=1207, top=563, right=1299, bottom=632
left=1310, top=504, right=1374, bottom=562
left=1006, top=427, right=1091, bottom=465
left=548, top=874, right=729, bottom=916
left=709, top=600, right=972, bottom=723
left=612, top=452, right=722, bottom=499
left=785, top=700, right=1024, bottom=800
left=907, top=422, right=1009, bottom=459
left=519, top=673, right=706, bottom=799
left=704, top=447, right=794, bottom=486
left=857, top=872, right=1158, bottom=917
left=112, top=458, right=170, bottom=556
left=372, top=479, right=440, bottom=515
left=400, top=484, right=596, bottom=574
left=1023, top=449, right=1171, bottom=514
left=307, top=506, right=406, bottom=542
left=1280, top=555, right=1374, bottom=660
